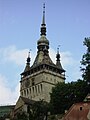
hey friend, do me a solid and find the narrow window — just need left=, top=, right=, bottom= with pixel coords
left=29, top=88, right=31, bottom=93
left=35, top=86, right=37, bottom=93
left=21, top=91, right=23, bottom=96
left=27, top=89, right=29, bottom=95
left=24, top=90, right=26, bottom=96
left=41, top=84, right=42, bottom=92
left=27, top=105, right=30, bottom=113
left=32, top=87, right=34, bottom=93
left=38, top=85, right=40, bottom=93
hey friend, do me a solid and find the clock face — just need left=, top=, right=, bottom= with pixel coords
left=25, top=79, right=30, bottom=87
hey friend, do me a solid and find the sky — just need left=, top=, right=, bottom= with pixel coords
left=0, top=0, right=90, bottom=105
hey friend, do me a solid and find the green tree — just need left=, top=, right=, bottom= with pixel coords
left=50, top=80, right=89, bottom=114
left=12, top=111, right=28, bottom=120
left=50, top=82, right=73, bottom=114
left=29, top=100, right=49, bottom=120
left=50, top=37, right=90, bottom=114
left=80, top=37, right=90, bottom=83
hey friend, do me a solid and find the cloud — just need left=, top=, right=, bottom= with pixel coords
left=0, top=46, right=32, bottom=105
left=0, top=45, right=37, bottom=66
left=0, top=45, right=29, bottom=65
left=0, top=74, right=19, bottom=105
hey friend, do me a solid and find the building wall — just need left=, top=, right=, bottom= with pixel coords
left=20, top=69, right=64, bottom=102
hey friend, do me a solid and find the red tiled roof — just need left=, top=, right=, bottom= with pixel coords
left=63, top=102, right=90, bottom=120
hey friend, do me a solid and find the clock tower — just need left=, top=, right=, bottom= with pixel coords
left=20, top=4, right=65, bottom=102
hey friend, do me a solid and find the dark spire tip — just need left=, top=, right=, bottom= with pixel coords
left=40, top=3, right=46, bottom=36
left=27, top=50, right=31, bottom=64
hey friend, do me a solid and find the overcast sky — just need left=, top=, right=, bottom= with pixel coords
left=0, top=0, right=90, bottom=105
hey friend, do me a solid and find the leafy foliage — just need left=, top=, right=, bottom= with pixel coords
left=12, top=100, right=49, bottom=120
left=28, top=100, right=49, bottom=120
left=80, top=37, right=90, bottom=82
left=12, top=111, right=28, bottom=120
left=50, top=37, right=90, bottom=114
left=0, top=114, right=10, bottom=120
left=50, top=80, right=89, bottom=114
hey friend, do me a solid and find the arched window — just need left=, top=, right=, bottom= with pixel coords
left=35, top=86, right=37, bottom=93
left=38, top=85, right=40, bottom=93
left=27, top=89, right=29, bottom=95
left=41, top=84, right=42, bottom=92
left=29, top=88, right=31, bottom=94
left=32, top=87, right=34, bottom=93
left=24, top=90, right=26, bottom=96
left=21, top=91, right=23, bottom=96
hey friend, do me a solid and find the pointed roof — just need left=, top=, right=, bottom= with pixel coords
left=63, top=102, right=90, bottom=120
left=24, top=51, right=31, bottom=72
left=14, top=96, right=35, bottom=112
left=56, top=47, right=65, bottom=72
left=20, top=96, right=35, bottom=104
left=21, top=4, right=65, bottom=77
left=38, top=3, right=49, bottom=47
left=32, top=3, right=54, bottom=67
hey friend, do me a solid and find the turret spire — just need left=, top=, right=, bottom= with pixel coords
left=26, top=50, right=31, bottom=66
left=23, top=51, right=31, bottom=73
left=56, top=46, right=65, bottom=73
left=56, top=46, right=60, bottom=62
left=40, top=3, right=46, bottom=36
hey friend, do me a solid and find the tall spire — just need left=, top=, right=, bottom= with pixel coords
left=40, top=3, right=46, bottom=36
left=42, top=3, right=45, bottom=25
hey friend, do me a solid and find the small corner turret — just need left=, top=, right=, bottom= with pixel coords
left=26, top=51, right=31, bottom=66
left=24, top=51, right=31, bottom=71
left=56, top=46, right=65, bottom=73
left=21, top=51, right=31, bottom=77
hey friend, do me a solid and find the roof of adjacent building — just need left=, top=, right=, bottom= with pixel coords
left=62, top=94, right=90, bottom=120
left=20, top=96, right=35, bottom=105
left=0, top=105, right=15, bottom=117
left=63, top=102, right=90, bottom=120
